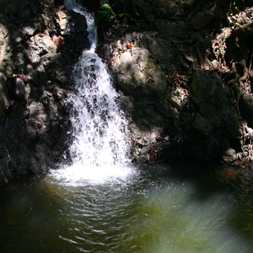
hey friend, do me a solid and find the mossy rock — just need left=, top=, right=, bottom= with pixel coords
left=96, top=3, right=115, bottom=24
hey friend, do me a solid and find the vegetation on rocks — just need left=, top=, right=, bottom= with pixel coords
left=96, top=3, right=115, bottom=25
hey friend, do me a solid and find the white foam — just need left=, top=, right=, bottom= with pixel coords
left=52, top=2, right=134, bottom=186
left=52, top=163, right=134, bottom=186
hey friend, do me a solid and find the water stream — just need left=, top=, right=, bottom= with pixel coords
left=52, top=0, right=134, bottom=185
left=1, top=2, right=253, bottom=253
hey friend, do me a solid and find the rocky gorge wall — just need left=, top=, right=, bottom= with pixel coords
left=0, top=0, right=253, bottom=184
left=0, top=0, right=90, bottom=183
left=98, top=0, right=253, bottom=169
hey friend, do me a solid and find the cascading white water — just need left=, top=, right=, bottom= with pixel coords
left=52, top=0, right=134, bottom=185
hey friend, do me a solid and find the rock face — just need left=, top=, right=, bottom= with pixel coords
left=183, top=70, right=239, bottom=160
left=0, top=0, right=252, bottom=183
left=99, top=0, right=253, bottom=164
left=0, top=24, right=8, bottom=67
left=0, top=0, right=88, bottom=184
left=113, top=47, right=167, bottom=96
left=240, top=94, right=253, bottom=126
left=82, top=0, right=101, bottom=11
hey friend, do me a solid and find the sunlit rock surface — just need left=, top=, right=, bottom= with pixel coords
left=100, top=0, right=253, bottom=164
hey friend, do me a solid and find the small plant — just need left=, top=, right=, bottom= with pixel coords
left=96, top=3, right=115, bottom=25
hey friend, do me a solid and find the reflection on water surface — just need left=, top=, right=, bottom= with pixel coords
left=0, top=166, right=252, bottom=253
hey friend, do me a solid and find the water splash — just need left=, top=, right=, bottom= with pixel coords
left=52, top=1, right=134, bottom=185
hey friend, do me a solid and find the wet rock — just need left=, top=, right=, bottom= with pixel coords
left=52, top=86, right=67, bottom=101
left=26, top=102, right=48, bottom=138
left=14, top=77, right=28, bottom=101
left=56, top=8, right=70, bottom=35
left=0, top=0, right=77, bottom=185
left=0, top=24, right=8, bottom=67
left=27, top=33, right=57, bottom=64
left=240, top=94, right=253, bottom=126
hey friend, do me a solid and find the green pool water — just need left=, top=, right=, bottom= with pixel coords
left=0, top=165, right=253, bottom=253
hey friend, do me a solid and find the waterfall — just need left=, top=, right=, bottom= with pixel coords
left=52, top=1, right=134, bottom=185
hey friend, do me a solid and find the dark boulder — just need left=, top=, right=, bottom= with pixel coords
left=240, top=94, right=253, bottom=127
left=182, top=70, right=240, bottom=160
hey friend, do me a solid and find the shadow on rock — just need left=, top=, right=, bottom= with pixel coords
left=98, top=0, right=252, bottom=164
left=0, top=0, right=89, bottom=184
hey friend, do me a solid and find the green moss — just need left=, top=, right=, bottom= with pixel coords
left=96, top=3, right=115, bottom=25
